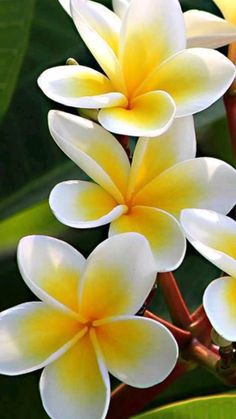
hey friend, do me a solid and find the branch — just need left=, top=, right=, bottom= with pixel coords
left=158, top=272, right=192, bottom=328
left=107, top=361, right=190, bottom=419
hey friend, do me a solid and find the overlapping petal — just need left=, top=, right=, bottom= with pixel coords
left=127, top=117, right=196, bottom=197
left=133, top=158, right=236, bottom=218
left=96, top=316, right=178, bottom=387
left=48, top=110, right=130, bottom=203
left=50, top=181, right=127, bottom=228
left=40, top=333, right=110, bottom=419
left=180, top=209, right=236, bottom=278
left=71, top=0, right=125, bottom=91
left=79, top=233, right=156, bottom=320
left=38, top=66, right=127, bottom=109
left=112, top=0, right=129, bottom=18
left=214, top=0, right=236, bottom=24
left=109, top=207, right=186, bottom=272
left=139, top=48, right=236, bottom=116
left=185, top=10, right=236, bottom=49
left=0, top=302, right=83, bottom=375
left=98, top=91, right=176, bottom=137
left=18, top=236, right=85, bottom=314
left=203, top=276, right=236, bottom=341
left=119, top=0, right=186, bottom=96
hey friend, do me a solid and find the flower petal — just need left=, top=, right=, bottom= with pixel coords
left=0, top=302, right=83, bottom=375
left=180, top=209, right=236, bottom=278
left=213, top=0, right=236, bottom=24
left=71, top=0, right=125, bottom=91
left=79, top=233, right=156, bottom=320
left=185, top=10, right=236, bottom=49
left=18, top=235, right=86, bottom=315
left=112, top=0, right=130, bottom=18
left=133, top=158, right=236, bottom=218
left=203, top=276, right=236, bottom=341
left=96, top=316, right=178, bottom=387
left=140, top=48, right=236, bottom=116
left=119, top=0, right=186, bottom=96
left=109, top=206, right=186, bottom=272
left=48, top=110, right=130, bottom=202
left=40, top=333, right=110, bottom=419
left=38, top=65, right=127, bottom=108
left=58, top=0, right=71, bottom=16
left=98, top=91, right=176, bottom=137
left=50, top=181, right=127, bottom=228
left=128, top=116, right=196, bottom=197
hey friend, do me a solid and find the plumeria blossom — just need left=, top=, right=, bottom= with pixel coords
left=181, top=209, right=236, bottom=342
left=48, top=110, right=236, bottom=271
left=112, top=0, right=236, bottom=49
left=0, top=233, right=178, bottom=419
left=38, top=0, right=236, bottom=137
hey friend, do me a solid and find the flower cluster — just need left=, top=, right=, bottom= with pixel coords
left=1, top=0, right=236, bottom=418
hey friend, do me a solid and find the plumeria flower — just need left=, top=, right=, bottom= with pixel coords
left=48, top=110, right=236, bottom=271
left=0, top=233, right=178, bottom=419
left=38, top=0, right=236, bottom=137
left=181, top=209, right=236, bottom=342
left=112, top=0, right=236, bottom=49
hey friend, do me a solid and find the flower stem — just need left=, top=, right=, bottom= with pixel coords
left=117, top=134, right=130, bottom=157
left=228, top=42, right=236, bottom=94
left=158, top=272, right=192, bottom=328
left=224, top=41, right=236, bottom=158
left=144, top=310, right=191, bottom=348
left=107, top=361, right=190, bottom=419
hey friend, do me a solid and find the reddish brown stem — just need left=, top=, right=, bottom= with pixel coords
left=189, top=309, right=212, bottom=347
left=191, top=305, right=204, bottom=322
left=158, top=272, right=192, bottom=328
left=224, top=93, right=236, bottom=159
left=145, top=310, right=192, bottom=348
left=117, top=134, right=130, bottom=157
left=185, top=339, right=220, bottom=371
left=107, top=362, right=189, bottom=419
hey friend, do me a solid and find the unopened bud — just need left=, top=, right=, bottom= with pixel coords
left=211, top=329, right=232, bottom=348
left=66, top=58, right=79, bottom=65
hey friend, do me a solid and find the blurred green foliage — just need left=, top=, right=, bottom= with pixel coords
left=0, top=0, right=235, bottom=417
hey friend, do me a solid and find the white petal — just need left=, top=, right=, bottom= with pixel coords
left=96, top=316, right=178, bottom=387
left=180, top=209, right=236, bottom=278
left=0, top=302, right=83, bottom=375
left=17, top=235, right=86, bottom=315
left=40, top=333, right=110, bottom=419
left=58, top=0, right=71, bottom=16
left=204, top=276, right=236, bottom=341
left=38, top=65, right=127, bottom=108
left=50, top=181, right=127, bottom=228
left=112, top=0, right=130, bottom=18
left=185, top=10, right=236, bottom=49
left=79, top=233, right=156, bottom=320
left=109, top=207, right=186, bottom=272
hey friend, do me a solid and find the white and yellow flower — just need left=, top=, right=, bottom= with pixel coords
left=0, top=233, right=178, bottom=419
left=48, top=110, right=236, bottom=271
left=112, top=0, right=236, bottom=49
left=38, top=0, right=235, bottom=137
left=181, top=209, right=236, bottom=341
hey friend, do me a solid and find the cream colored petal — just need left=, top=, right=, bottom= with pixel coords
left=79, top=233, right=156, bottom=321
left=112, top=0, right=130, bottom=18
left=109, top=207, right=186, bottom=272
left=139, top=48, right=236, bottom=116
left=98, top=91, right=176, bottom=137
left=48, top=110, right=130, bottom=202
left=38, top=65, right=127, bottom=108
left=50, top=181, right=127, bottom=228
left=119, top=0, right=186, bottom=96
left=40, top=333, right=110, bottom=419
left=213, top=0, right=236, bottom=24
left=71, top=0, right=125, bottom=91
left=96, top=316, right=178, bottom=387
left=133, top=158, right=236, bottom=218
left=18, top=235, right=86, bottom=315
left=128, top=116, right=196, bottom=198
left=58, top=0, right=71, bottom=16
left=180, top=209, right=236, bottom=278
left=0, top=302, right=84, bottom=375
left=203, top=276, right=236, bottom=341
left=185, top=10, right=236, bottom=48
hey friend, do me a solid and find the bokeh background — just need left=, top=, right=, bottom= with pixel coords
left=0, top=0, right=235, bottom=417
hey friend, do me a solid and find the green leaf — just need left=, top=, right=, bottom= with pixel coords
left=0, top=0, right=35, bottom=122
left=134, top=394, right=236, bottom=419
